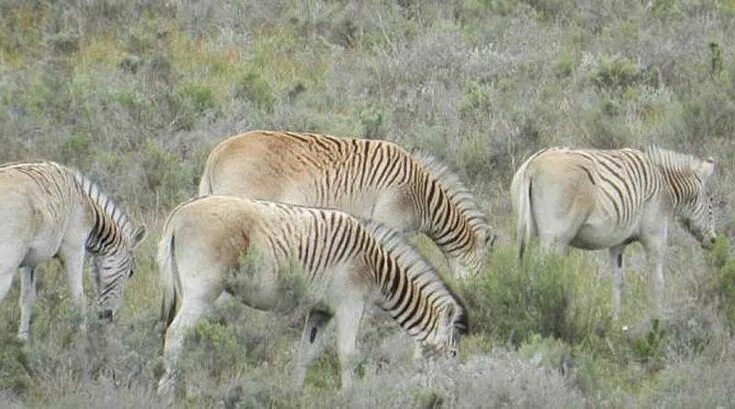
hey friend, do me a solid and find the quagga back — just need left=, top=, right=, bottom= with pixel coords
left=157, top=195, right=468, bottom=395
left=0, top=161, right=146, bottom=340
left=198, top=130, right=493, bottom=279
left=510, top=146, right=716, bottom=318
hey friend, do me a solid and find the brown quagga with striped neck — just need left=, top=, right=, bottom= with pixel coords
left=511, top=146, right=716, bottom=319
left=198, top=130, right=493, bottom=279
left=156, top=196, right=468, bottom=396
left=0, top=161, right=146, bottom=340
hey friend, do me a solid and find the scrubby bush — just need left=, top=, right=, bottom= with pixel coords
left=2, top=0, right=735, bottom=407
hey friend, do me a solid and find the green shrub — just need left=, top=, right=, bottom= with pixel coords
left=59, top=133, right=92, bottom=168
left=235, top=70, right=275, bottom=111
left=706, top=237, right=735, bottom=331
left=173, top=83, right=218, bottom=130
left=632, top=318, right=666, bottom=368
left=0, top=334, right=34, bottom=397
left=593, top=56, right=641, bottom=93
left=462, top=247, right=578, bottom=345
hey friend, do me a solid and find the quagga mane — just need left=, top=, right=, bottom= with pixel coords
left=198, top=130, right=493, bottom=279
left=0, top=161, right=146, bottom=340
left=511, top=146, right=716, bottom=318
left=157, top=195, right=467, bottom=396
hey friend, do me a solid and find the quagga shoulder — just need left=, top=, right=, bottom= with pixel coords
left=511, top=146, right=716, bottom=319
left=198, top=130, right=493, bottom=279
left=157, top=195, right=468, bottom=397
left=0, top=161, right=146, bottom=340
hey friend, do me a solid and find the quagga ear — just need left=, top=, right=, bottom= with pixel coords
left=130, top=225, right=147, bottom=249
left=695, top=158, right=715, bottom=182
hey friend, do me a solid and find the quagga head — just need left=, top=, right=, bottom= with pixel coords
left=93, top=226, right=147, bottom=320
left=461, top=225, right=496, bottom=277
left=421, top=302, right=469, bottom=359
left=680, top=158, right=717, bottom=249
left=682, top=190, right=717, bottom=249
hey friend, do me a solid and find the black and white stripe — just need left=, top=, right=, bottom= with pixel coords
left=200, top=131, right=493, bottom=277
left=258, top=201, right=468, bottom=350
left=562, top=146, right=715, bottom=235
left=72, top=171, right=139, bottom=307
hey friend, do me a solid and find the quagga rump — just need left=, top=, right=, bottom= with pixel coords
left=198, top=130, right=493, bottom=279
left=157, top=195, right=468, bottom=395
left=511, top=147, right=716, bottom=318
left=0, top=161, right=146, bottom=340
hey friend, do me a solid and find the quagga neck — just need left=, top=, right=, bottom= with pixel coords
left=657, top=166, right=702, bottom=216
left=361, top=223, right=464, bottom=343
left=411, top=152, right=489, bottom=260
left=72, top=172, right=134, bottom=255
left=646, top=148, right=704, bottom=217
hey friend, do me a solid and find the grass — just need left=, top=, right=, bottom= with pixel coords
left=2, top=0, right=735, bottom=407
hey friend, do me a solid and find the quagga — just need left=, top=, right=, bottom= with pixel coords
left=0, top=161, right=146, bottom=340
left=198, top=130, right=493, bottom=279
left=511, top=146, right=716, bottom=318
left=157, top=195, right=468, bottom=395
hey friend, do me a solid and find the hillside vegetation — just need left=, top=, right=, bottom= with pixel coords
left=1, top=0, right=735, bottom=407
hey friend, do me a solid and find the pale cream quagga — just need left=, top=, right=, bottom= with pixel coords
left=198, top=130, right=493, bottom=279
left=157, top=195, right=468, bottom=395
left=0, top=161, right=146, bottom=340
left=511, top=146, right=716, bottom=318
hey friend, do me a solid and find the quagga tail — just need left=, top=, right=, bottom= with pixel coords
left=510, top=149, right=550, bottom=260
left=158, top=234, right=179, bottom=332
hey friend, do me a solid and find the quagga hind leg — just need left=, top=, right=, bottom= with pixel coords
left=609, top=245, right=626, bottom=320
left=158, top=279, right=220, bottom=397
left=18, top=267, right=36, bottom=341
left=292, top=309, right=333, bottom=389
left=0, top=244, right=25, bottom=339
left=0, top=264, right=18, bottom=330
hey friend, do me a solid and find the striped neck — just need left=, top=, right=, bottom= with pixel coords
left=646, top=147, right=706, bottom=215
left=362, top=222, right=468, bottom=345
left=72, top=171, right=134, bottom=255
left=411, top=151, right=490, bottom=267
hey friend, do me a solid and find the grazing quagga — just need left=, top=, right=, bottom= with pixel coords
left=198, top=130, right=493, bottom=279
left=0, top=161, right=146, bottom=340
left=157, top=195, right=468, bottom=394
left=511, top=146, right=716, bottom=318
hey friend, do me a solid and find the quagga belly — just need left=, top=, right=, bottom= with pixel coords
left=157, top=195, right=468, bottom=395
left=198, top=130, right=493, bottom=279
left=511, top=146, right=716, bottom=318
left=0, top=161, right=146, bottom=340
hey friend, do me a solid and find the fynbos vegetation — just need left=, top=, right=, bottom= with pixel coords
left=2, top=0, right=735, bottom=407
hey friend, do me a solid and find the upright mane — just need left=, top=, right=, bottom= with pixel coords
left=71, top=169, right=136, bottom=241
left=644, top=146, right=709, bottom=175
left=411, top=150, right=489, bottom=236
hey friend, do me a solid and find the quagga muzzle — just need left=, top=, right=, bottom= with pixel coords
left=156, top=195, right=468, bottom=397
left=0, top=161, right=146, bottom=340
left=511, top=146, right=716, bottom=319
left=198, top=130, right=494, bottom=279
